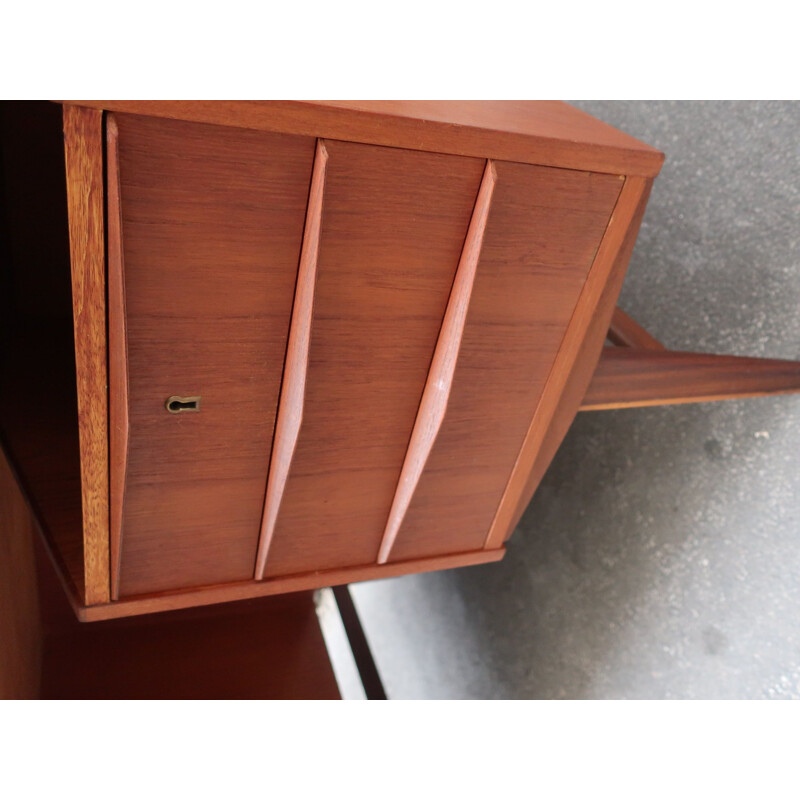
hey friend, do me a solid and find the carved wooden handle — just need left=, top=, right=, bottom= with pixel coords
left=255, top=140, right=328, bottom=580
left=377, top=160, right=497, bottom=564
left=106, top=114, right=128, bottom=601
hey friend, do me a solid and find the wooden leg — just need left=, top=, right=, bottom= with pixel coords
left=582, top=347, right=800, bottom=411
left=332, top=585, right=387, bottom=700
left=607, top=307, right=665, bottom=350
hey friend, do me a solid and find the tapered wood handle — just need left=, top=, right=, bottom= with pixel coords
left=106, top=114, right=129, bottom=601
left=255, top=140, right=328, bottom=580
left=377, top=160, right=497, bottom=564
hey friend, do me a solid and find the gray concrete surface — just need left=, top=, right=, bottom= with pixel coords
left=351, top=102, right=800, bottom=699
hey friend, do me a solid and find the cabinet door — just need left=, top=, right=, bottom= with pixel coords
left=111, top=113, right=315, bottom=596
left=261, top=140, right=486, bottom=577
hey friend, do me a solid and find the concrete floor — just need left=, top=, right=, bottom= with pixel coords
left=351, top=101, right=800, bottom=699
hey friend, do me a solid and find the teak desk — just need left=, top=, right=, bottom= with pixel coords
left=2, top=101, right=800, bottom=697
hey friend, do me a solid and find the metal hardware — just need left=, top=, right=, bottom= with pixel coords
left=165, top=395, right=201, bottom=414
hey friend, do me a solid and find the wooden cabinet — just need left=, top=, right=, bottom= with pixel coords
left=0, top=100, right=664, bottom=620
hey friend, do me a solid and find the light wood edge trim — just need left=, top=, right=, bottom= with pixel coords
left=62, top=105, right=111, bottom=605
left=608, top=307, right=665, bottom=349
left=484, top=176, right=649, bottom=550
left=79, top=547, right=506, bottom=622
left=377, top=160, right=497, bottom=564
left=106, top=114, right=128, bottom=601
left=580, top=389, right=800, bottom=411
left=254, top=139, right=328, bottom=580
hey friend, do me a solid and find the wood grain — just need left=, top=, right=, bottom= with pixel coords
left=113, top=113, right=316, bottom=596
left=40, top=590, right=340, bottom=699
left=388, top=163, right=624, bottom=562
left=62, top=104, right=110, bottom=605
left=59, top=101, right=665, bottom=177
left=581, top=347, right=800, bottom=410
left=608, top=307, right=665, bottom=349
left=255, top=140, right=328, bottom=580
left=485, top=176, right=649, bottom=550
left=0, top=447, right=42, bottom=698
left=378, top=160, right=496, bottom=564
left=106, top=115, right=128, bottom=600
left=262, top=140, right=486, bottom=577
left=77, top=547, right=505, bottom=622
left=504, top=182, right=653, bottom=536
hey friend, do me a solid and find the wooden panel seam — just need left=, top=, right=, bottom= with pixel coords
left=483, top=175, right=649, bottom=549
left=377, top=159, right=497, bottom=564
left=106, top=113, right=128, bottom=601
left=254, top=139, right=328, bottom=580
left=62, top=104, right=111, bottom=605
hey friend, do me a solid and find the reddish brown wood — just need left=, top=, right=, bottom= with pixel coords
left=62, top=104, right=110, bottom=606
left=60, top=101, right=664, bottom=177
left=40, top=590, right=340, bottom=699
left=255, top=140, right=328, bottom=580
left=485, top=176, right=649, bottom=550
left=581, top=348, right=800, bottom=410
left=262, top=140, right=486, bottom=578
left=77, top=547, right=505, bottom=622
left=505, top=183, right=653, bottom=536
left=608, top=307, right=665, bottom=349
left=0, top=329, right=86, bottom=606
left=378, top=160, right=497, bottom=564
left=389, top=164, right=624, bottom=562
left=27, top=539, right=340, bottom=699
left=113, top=113, right=316, bottom=596
left=0, top=102, right=86, bottom=601
left=0, top=447, right=42, bottom=698
left=9, top=102, right=668, bottom=620
left=106, top=115, right=127, bottom=600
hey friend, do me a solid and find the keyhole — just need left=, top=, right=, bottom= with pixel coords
left=165, top=395, right=201, bottom=414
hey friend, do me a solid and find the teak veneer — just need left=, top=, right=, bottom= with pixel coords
left=2, top=100, right=800, bottom=634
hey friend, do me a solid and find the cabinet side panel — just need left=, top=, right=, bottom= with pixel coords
left=263, top=140, right=486, bottom=577
left=504, top=179, right=650, bottom=532
left=487, top=176, right=650, bottom=546
left=389, top=163, right=623, bottom=561
left=116, top=114, right=315, bottom=595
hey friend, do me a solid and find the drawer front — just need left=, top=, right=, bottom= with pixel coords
left=387, top=161, right=623, bottom=561
left=113, top=114, right=316, bottom=595
left=261, top=139, right=486, bottom=577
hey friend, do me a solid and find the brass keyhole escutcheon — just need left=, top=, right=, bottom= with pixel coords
left=165, top=395, right=201, bottom=414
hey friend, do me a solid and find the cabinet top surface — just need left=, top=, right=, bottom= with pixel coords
left=60, top=100, right=664, bottom=177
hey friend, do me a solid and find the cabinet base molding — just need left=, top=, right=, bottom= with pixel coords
left=76, top=547, right=506, bottom=622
